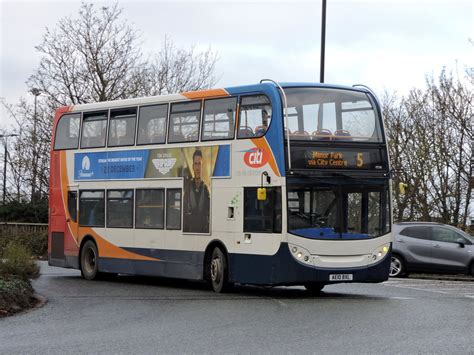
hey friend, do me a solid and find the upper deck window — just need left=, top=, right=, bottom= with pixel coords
left=81, top=111, right=108, bottom=148
left=137, top=104, right=168, bottom=145
left=168, top=101, right=201, bottom=143
left=202, top=97, right=237, bottom=141
left=54, top=113, right=80, bottom=150
left=285, top=88, right=383, bottom=142
left=238, top=95, right=272, bottom=138
left=107, top=108, right=137, bottom=147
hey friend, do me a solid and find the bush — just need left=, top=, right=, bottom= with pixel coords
left=0, top=199, right=48, bottom=223
left=0, top=243, right=40, bottom=280
left=0, top=233, right=48, bottom=259
left=0, top=277, right=35, bottom=317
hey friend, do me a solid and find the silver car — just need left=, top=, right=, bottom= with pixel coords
left=390, top=222, right=474, bottom=277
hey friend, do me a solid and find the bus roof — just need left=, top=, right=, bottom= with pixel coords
left=58, top=82, right=372, bottom=114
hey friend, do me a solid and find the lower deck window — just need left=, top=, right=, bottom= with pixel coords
left=166, top=189, right=182, bottom=230
left=136, top=189, right=164, bottom=229
left=107, top=190, right=134, bottom=228
left=79, top=190, right=105, bottom=227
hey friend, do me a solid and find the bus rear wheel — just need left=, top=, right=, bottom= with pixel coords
left=209, top=247, right=232, bottom=293
left=80, top=240, right=99, bottom=280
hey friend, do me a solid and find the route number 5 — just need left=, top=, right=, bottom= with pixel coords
left=356, top=153, right=364, bottom=168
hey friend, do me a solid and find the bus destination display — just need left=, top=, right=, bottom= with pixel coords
left=291, top=147, right=387, bottom=171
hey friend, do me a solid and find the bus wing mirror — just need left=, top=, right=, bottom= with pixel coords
left=399, top=182, right=408, bottom=195
left=257, top=188, right=267, bottom=201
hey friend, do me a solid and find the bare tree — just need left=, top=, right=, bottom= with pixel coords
left=28, top=3, right=218, bottom=107
left=2, top=2, right=219, bottom=220
left=142, top=36, right=218, bottom=96
left=28, top=3, right=146, bottom=106
left=384, top=68, right=473, bottom=228
left=2, top=99, right=51, bottom=203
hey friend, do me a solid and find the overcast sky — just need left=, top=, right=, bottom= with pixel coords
left=0, top=0, right=472, bottom=128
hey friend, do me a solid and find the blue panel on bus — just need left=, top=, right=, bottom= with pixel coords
left=290, top=228, right=372, bottom=240
left=212, top=145, right=230, bottom=177
left=74, top=150, right=149, bottom=180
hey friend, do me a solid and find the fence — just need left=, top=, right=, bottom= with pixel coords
left=0, top=222, right=48, bottom=236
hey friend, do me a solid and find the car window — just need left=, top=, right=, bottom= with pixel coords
left=431, top=227, right=470, bottom=244
left=399, top=226, right=430, bottom=240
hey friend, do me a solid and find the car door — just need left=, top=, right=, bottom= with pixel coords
left=396, top=226, right=432, bottom=270
left=430, top=226, right=471, bottom=272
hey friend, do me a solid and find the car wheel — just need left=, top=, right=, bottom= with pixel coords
left=470, top=262, right=474, bottom=277
left=209, top=247, right=232, bottom=293
left=80, top=240, right=100, bottom=280
left=304, top=283, right=325, bottom=293
left=390, top=254, right=407, bottom=278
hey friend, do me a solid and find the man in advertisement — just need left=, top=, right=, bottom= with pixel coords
left=183, top=149, right=210, bottom=233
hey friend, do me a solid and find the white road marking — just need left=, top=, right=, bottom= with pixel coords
left=384, top=279, right=474, bottom=298
left=273, top=299, right=288, bottom=307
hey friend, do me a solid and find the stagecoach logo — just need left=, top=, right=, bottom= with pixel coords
left=243, top=148, right=269, bottom=168
left=152, top=157, right=177, bottom=175
left=78, top=155, right=94, bottom=178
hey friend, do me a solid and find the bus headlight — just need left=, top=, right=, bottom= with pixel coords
left=289, top=244, right=313, bottom=265
left=370, top=243, right=391, bottom=264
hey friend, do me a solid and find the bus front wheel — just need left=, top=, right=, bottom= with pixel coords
left=80, top=240, right=100, bottom=280
left=304, top=283, right=325, bottom=293
left=209, top=247, right=232, bottom=293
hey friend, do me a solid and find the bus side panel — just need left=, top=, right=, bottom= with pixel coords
left=48, top=150, right=79, bottom=269
left=97, top=247, right=205, bottom=280
left=228, top=242, right=391, bottom=286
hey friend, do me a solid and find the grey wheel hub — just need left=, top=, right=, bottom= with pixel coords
left=84, top=248, right=96, bottom=274
left=211, top=257, right=222, bottom=284
left=390, top=257, right=402, bottom=277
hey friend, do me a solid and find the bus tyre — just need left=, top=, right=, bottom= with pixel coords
left=390, top=254, right=407, bottom=278
left=209, top=247, right=231, bottom=293
left=81, top=240, right=99, bottom=280
left=304, top=283, right=325, bottom=293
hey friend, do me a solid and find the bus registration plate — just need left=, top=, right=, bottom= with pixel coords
left=329, top=274, right=353, bottom=281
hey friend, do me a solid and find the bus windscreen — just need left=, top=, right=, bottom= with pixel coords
left=284, top=87, right=383, bottom=143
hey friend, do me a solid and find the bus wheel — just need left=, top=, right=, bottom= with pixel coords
left=304, top=283, right=325, bottom=293
left=209, top=247, right=231, bottom=293
left=81, top=240, right=99, bottom=280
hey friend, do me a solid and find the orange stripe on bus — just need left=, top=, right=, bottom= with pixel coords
left=250, top=138, right=281, bottom=177
left=181, top=88, right=229, bottom=99
left=79, top=228, right=160, bottom=262
left=60, top=151, right=79, bottom=247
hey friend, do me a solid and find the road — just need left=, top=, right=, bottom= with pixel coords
left=1, top=262, right=473, bottom=354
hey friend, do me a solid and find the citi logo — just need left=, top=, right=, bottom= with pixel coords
left=243, top=148, right=268, bottom=168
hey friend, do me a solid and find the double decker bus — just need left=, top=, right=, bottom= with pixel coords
left=49, top=81, right=392, bottom=292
